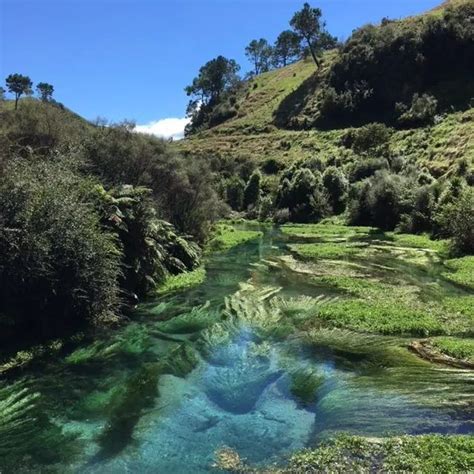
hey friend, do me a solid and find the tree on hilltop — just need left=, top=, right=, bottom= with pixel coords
left=36, top=82, right=54, bottom=102
left=273, top=30, right=302, bottom=67
left=245, top=38, right=273, bottom=75
left=5, top=73, right=33, bottom=109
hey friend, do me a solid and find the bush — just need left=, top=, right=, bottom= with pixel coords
left=322, top=166, right=348, bottom=214
left=342, top=123, right=392, bottom=153
left=243, top=170, right=262, bottom=210
left=225, top=176, right=245, bottom=211
left=436, top=186, right=474, bottom=254
left=348, top=171, right=412, bottom=230
left=397, top=93, right=438, bottom=127
left=277, top=168, right=330, bottom=223
left=0, top=159, right=121, bottom=341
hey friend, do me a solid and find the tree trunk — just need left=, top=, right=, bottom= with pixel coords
left=14, top=94, right=19, bottom=110
left=306, top=38, right=320, bottom=68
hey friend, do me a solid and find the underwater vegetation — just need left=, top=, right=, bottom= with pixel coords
left=155, top=301, right=220, bottom=334
left=290, top=367, right=325, bottom=407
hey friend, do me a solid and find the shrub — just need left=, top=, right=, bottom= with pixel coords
left=397, top=93, right=438, bottom=127
left=277, top=168, right=330, bottom=223
left=322, top=166, right=348, bottom=214
left=225, top=176, right=245, bottom=211
left=0, top=159, right=121, bottom=340
left=342, top=123, right=392, bottom=153
left=243, top=170, right=262, bottom=210
left=436, top=186, right=474, bottom=254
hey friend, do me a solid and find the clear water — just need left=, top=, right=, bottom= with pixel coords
left=1, top=225, right=473, bottom=473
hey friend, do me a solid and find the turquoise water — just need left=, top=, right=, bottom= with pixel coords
left=1, top=226, right=473, bottom=473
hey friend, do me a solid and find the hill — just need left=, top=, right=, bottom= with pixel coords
left=177, top=0, right=473, bottom=177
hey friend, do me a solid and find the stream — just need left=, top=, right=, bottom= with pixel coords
left=1, top=225, right=473, bottom=473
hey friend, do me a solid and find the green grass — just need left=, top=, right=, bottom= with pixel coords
left=207, top=223, right=262, bottom=251
left=443, top=256, right=474, bottom=290
left=289, top=434, right=474, bottom=473
left=442, top=295, right=474, bottom=319
left=157, top=266, right=206, bottom=295
left=430, top=337, right=474, bottom=362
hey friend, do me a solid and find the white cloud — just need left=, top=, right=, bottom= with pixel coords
left=135, top=117, right=190, bottom=140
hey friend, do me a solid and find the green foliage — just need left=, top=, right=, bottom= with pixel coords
left=82, top=122, right=220, bottom=243
left=207, top=223, right=262, bottom=251
left=289, top=434, right=474, bottom=473
left=397, top=93, right=438, bottom=127
left=342, top=123, right=392, bottom=153
left=245, top=38, right=273, bottom=75
left=436, top=186, right=474, bottom=254
left=290, top=3, right=335, bottom=67
left=290, top=368, right=324, bottom=406
left=157, top=266, right=206, bottom=295
left=35, top=82, right=54, bottom=102
left=443, top=256, right=474, bottom=290
left=156, top=302, right=218, bottom=334
left=102, top=185, right=201, bottom=297
left=430, top=337, right=474, bottom=363
left=225, top=176, right=246, bottom=211
left=322, top=166, right=348, bottom=214
left=273, top=30, right=302, bottom=67
left=5, top=73, right=32, bottom=109
left=243, top=170, right=262, bottom=209
left=0, top=159, right=122, bottom=339
left=185, top=56, right=241, bottom=135
left=277, top=167, right=330, bottom=222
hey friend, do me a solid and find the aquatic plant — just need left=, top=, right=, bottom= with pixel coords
left=288, top=434, right=474, bottom=473
left=156, top=266, right=206, bottom=295
left=162, top=343, right=200, bottom=378
left=443, top=256, right=474, bottom=290
left=198, top=317, right=240, bottom=354
left=223, top=285, right=283, bottom=331
left=270, top=295, right=337, bottom=325
left=65, top=324, right=151, bottom=365
left=289, top=242, right=365, bottom=260
left=290, top=367, right=325, bottom=406
left=155, top=301, right=219, bottom=334
left=206, top=223, right=262, bottom=252
left=430, top=337, right=474, bottom=363
left=97, top=363, right=162, bottom=457
left=0, top=383, right=40, bottom=457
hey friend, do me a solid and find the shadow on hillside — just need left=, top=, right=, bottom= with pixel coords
left=273, top=71, right=320, bottom=130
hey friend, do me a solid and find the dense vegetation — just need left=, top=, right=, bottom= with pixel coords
left=0, top=95, right=220, bottom=347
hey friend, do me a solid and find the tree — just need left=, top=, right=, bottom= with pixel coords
left=273, top=30, right=302, bottom=67
left=36, top=82, right=54, bottom=102
left=245, top=38, right=273, bottom=75
left=323, top=166, right=348, bottom=214
left=185, top=56, right=240, bottom=134
left=5, top=73, right=32, bottom=110
left=243, top=170, right=262, bottom=209
left=290, top=3, right=331, bottom=67
left=0, top=87, right=5, bottom=101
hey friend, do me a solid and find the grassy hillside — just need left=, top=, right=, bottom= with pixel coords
left=177, top=0, right=473, bottom=177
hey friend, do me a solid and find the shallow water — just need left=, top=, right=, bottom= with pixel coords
left=1, top=225, right=473, bottom=473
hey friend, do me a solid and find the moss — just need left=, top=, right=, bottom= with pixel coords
left=443, top=256, right=474, bottom=290
left=157, top=266, right=206, bottom=295
left=430, top=337, right=474, bottom=363
left=207, top=223, right=262, bottom=251
left=289, top=434, right=474, bottom=473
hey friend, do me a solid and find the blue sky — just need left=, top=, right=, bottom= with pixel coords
left=1, top=0, right=440, bottom=137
